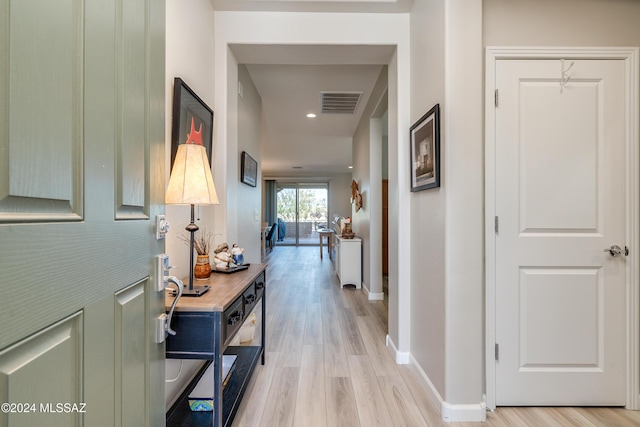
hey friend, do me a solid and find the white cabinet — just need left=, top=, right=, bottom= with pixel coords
left=334, top=236, right=362, bottom=288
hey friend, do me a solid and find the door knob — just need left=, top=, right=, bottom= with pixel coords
left=604, top=245, right=623, bottom=257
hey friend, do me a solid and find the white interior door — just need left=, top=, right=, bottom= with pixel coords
left=494, top=58, right=628, bottom=405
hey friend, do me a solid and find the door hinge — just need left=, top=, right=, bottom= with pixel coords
left=494, top=216, right=499, bottom=234
left=495, top=343, right=499, bottom=361
left=495, top=89, right=499, bottom=107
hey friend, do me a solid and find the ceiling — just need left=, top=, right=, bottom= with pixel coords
left=221, top=0, right=401, bottom=176
left=231, top=44, right=394, bottom=175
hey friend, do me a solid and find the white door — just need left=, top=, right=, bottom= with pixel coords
left=0, top=1, right=166, bottom=426
left=494, top=58, right=628, bottom=405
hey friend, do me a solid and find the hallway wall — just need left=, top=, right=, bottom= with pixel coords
left=409, top=0, right=484, bottom=420
left=352, top=67, right=388, bottom=297
left=164, top=0, right=216, bottom=407
left=236, top=64, right=263, bottom=263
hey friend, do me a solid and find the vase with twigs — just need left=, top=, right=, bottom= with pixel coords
left=179, top=228, right=217, bottom=280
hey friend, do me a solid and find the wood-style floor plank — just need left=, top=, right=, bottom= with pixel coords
left=347, top=355, right=394, bottom=426
left=302, top=301, right=323, bottom=345
left=230, top=246, right=640, bottom=427
left=325, top=376, right=361, bottom=427
left=377, top=375, right=428, bottom=427
left=338, top=307, right=367, bottom=356
left=321, top=288, right=350, bottom=377
left=231, top=351, right=281, bottom=427
left=292, top=345, right=327, bottom=427
left=355, top=315, right=399, bottom=377
left=259, top=366, right=299, bottom=427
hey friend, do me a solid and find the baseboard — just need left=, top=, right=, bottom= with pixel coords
left=361, top=282, right=384, bottom=300
left=408, top=353, right=444, bottom=410
left=385, top=335, right=410, bottom=364
left=407, top=353, right=486, bottom=423
left=368, top=291, right=384, bottom=301
left=441, top=401, right=487, bottom=423
left=362, top=282, right=370, bottom=296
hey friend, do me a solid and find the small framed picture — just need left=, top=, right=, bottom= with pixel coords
left=241, top=151, right=257, bottom=187
left=410, top=104, right=440, bottom=191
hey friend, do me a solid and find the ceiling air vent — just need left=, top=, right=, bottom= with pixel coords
left=320, top=91, right=362, bottom=114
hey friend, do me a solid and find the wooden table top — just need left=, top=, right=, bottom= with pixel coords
left=164, top=263, right=267, bottom=313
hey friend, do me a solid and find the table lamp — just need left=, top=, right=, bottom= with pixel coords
left=166, top=119, right=219, bottom=296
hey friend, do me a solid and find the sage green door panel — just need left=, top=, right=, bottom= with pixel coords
left=0, top=0, right=166, bottom=425
left=0, top=313, right=83, bottom=427
left=0, top=0, right=83, bottom=221
left=115, top=281, right=146, bottom=427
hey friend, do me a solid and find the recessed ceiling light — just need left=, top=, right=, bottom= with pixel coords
left=306, top=113, right=317, bottom=118
left=348, top=166, right=353, bottom=169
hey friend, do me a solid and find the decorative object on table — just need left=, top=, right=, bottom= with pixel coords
left=188, top=355, right=238, bottom=411
left=240, top=151, right=258, bottom=187
left=178, top=228, right=214, bottom=280
left=213, top=242, right=233, bottom=270
left=341, top=217, right=355, bottom=239
left=194, top=255, right=211, bottom=280
left=166, top=82, right=219, bottom=296
left=410, top=103, right=440, bottom=191
left=171, top=77, right=214, bottom=169
left=211, top=264, right=250, bottom=274
left=231, top=244, right=245, bottom=265
left=350, top=180, right=363, bottom=212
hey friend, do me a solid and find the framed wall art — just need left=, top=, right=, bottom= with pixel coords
left=241, top=151, right=257, bottom=187
left=410, top=104, right=440, bottom=191
left=171, top=77, right=214, bottom=168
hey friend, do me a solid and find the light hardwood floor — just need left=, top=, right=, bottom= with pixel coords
left=232, top=246, right=640, bottom=427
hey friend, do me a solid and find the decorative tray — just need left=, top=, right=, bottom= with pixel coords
left=211, top=264, right=250, bottom=274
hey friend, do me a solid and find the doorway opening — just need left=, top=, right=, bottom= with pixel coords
left=276, top=182, right=329, bottom=246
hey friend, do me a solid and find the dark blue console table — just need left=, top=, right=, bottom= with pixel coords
left=165, top=264, right=266, bottom=427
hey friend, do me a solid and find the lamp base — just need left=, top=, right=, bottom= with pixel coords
left=173, top=285, right=210, bottom=297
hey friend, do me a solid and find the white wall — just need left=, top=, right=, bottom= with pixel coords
left=409, top=0, right=484, bottom=419
left=442, top=0, right=484, bottom=412
left=236, top=65, right=262, bottom=262
left=484, top=0, right=640, bottom=47
left=164, top=0, right=216, bottom=408
left=409, top=0, right=446, bottom=398
left=352, top=67, right=388, bottom=297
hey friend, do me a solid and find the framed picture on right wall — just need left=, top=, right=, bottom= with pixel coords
left=410, top=104, right=440, bottom=191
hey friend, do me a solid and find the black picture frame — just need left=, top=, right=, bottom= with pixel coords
left=241, top=151, right=257, bottom=187
left=410, top=104, right=440, bottom=191
left=171, top=77, right=214, bottom=168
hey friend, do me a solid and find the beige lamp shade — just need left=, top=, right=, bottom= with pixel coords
left=166, top=143, right=219, bottom=205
